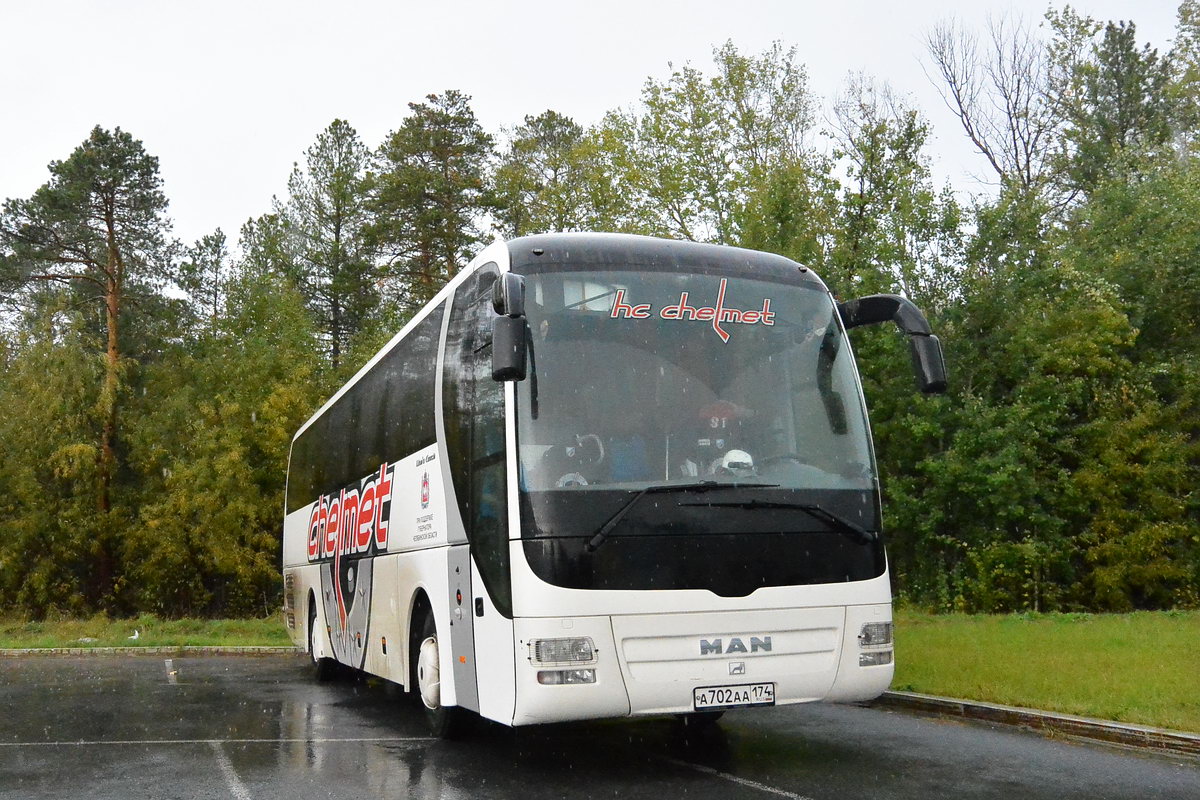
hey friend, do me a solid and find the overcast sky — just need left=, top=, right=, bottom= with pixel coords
left=0, top=1, right=1183, bottom=247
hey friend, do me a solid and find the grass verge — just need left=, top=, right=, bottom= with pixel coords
left=0, top=614, right=293, bottom=649
left=892, top=609, right=1200, bottom=733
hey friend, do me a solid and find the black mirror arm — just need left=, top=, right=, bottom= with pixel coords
left=837, top=294, right=932, bottom=335
left=838, top=294, right=947, bottom=395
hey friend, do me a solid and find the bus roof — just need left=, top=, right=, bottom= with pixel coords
left=506, top=232, right=828, bottom=291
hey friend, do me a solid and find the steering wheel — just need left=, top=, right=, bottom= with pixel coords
left=574, top=433, right=605, bottom=465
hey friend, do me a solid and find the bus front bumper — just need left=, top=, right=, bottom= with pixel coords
left=511, top=604, right=892, bottom=726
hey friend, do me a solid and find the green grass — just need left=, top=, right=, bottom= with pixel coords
left=0, top=614, right=293, bottom=649
left=893, top=609, right=1200, bottom=733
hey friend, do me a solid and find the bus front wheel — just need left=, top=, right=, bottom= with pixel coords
left=414, top=612, right=466, bottom=738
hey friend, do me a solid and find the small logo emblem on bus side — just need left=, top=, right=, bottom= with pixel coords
left=420, top=472, right=430, bottom=509
left=729, top=662, right=746, bottom=675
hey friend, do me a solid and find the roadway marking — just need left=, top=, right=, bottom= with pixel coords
left=210, top=741, right=252, bottom=800
left=0, top=736, right=433, bottom=747
left=663, top=757, right=815, bottom=800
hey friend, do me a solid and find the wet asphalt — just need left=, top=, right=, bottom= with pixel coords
left=1, top=655, right=1197, bottom=799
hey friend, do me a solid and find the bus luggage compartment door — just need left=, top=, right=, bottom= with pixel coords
left=610, top=607, right=844, bottom=715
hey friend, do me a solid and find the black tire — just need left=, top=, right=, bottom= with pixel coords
left=413, top=610, right=468, bottom=739
left=309, top=599, right=338, bottom=682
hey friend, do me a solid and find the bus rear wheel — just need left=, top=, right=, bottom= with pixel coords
left=309, top=601, right=337, bottom=682
left=414, top=612, right=467, bottom=738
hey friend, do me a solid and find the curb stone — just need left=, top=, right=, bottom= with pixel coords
left=0, top=646, right=303, bottom=657
left=871, top=690, right=1200, bottom=759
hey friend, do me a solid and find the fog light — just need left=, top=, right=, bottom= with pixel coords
left=529, top=637, right=596, bottom=665
left=858, top=622, right=893, bottom=648
left=859, top=650, right=893, bottom=667
left=537, top=668, right=596, bottom=685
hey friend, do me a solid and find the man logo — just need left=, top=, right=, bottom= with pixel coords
left=699, top=636, right=772, bottom=655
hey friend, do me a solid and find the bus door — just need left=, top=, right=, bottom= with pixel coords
left=442, top=263, right=512, bottom=711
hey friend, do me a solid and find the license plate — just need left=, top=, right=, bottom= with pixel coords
left=693, top=682, right=776, bottom=710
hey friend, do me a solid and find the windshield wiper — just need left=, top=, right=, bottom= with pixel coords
left=585, top=481, right=779, bottom=552
left=677, top=499, right=877, bottom=545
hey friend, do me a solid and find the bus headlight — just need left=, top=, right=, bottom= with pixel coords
left=529, top=637, right=596, bottom=665
left=858, top=622, right=892, bottom=667
left=858, top=622, right=893, bottom=648
left=537, top=668, right=597, bottom=685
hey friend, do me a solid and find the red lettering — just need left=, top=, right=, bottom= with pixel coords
left=307, top=504, right=320, bottom=559
left=610, top=289, right=651, bottom=319
left=326, top=494, right=340, bottom=556
left=760, top=298, right=775, bottom=326
left=658, top=281, right=778, bottom=342
left=711, top=279, right=731, bottom=343
left=341, top=489, right=359, bottom=553
left=357, top=481, right=376, bottom=550
left=318, top=496, right=331, bottom=557
left=661, top=291, right=698, bottom=320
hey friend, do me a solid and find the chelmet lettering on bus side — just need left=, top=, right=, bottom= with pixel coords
left=306, top=461, right=396, bottom=562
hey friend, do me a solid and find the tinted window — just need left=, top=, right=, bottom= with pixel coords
left=286, top=302, right=446, bottom=512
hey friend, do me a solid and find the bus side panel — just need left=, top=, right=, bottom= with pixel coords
left=281, top=506, right=311, bottom=570
left=471, top=557, right=516, bottom=725
left=363, top=554, right=402, bottom=682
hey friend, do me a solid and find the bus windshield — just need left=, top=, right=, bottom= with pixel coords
left=516, top=269, right=875, bottom=495
left=513, top=267, right=885, bottom=595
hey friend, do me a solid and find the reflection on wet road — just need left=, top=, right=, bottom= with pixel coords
left=1, top=656, right=1196, bottom=799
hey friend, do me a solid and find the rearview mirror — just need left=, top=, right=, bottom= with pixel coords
left=838, top=294, right=948, bottom=395
left=492, top=316, right=527, bottom=381
left=492, top=272, right=525, bottom=317
left=909, top=334, right=947, bottom=395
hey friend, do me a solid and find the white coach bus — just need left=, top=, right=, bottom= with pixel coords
left=281, top=232, right=946, bottom=736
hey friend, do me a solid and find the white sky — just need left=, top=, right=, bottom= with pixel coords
left=0, top=0, right=1183, bottom=247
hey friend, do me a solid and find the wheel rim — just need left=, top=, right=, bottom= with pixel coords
left=417, top=634, right=441, bottom=710
left=310, top=615, right=319, bottom=663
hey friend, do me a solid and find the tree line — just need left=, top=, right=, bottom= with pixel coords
left=1, top=5, right=1198, bottom=617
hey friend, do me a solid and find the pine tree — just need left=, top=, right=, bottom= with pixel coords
left=368, top=91, right=495, bottom=308
left=277, top=119, right=378, bottom=370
